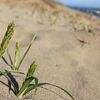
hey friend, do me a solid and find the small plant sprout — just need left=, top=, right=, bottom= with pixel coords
left=0, top=61, right=75, bottom=100
left=0, top=22, right=15, bottom=58
left=0, top=61, right=37, bottom=98
left=2, top=34, right=37, bottom=72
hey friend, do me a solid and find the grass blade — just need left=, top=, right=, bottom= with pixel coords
left=4, top=70, right=19, bottom=94
left=2, top=56, right=12, bottom=67
left=0, top=70, right=17, bottom=94
left=23, top=77, right=38, bottom=96
left=17, top=34, right=36, bottom=70
left=23, top=84, right=36, bottom=96
left=37, top=83, right=75, bottom=100
left=16, top=77, right=34, bottom=98
left=17, top=42, right=31, bottom=70
left=41, top=86, right=67, bottom=100
left=26, top=61, right=37, bottom=79
left=0, top=22, right=15, bottom=58
left=0, top=80, right=15, bottom=93
left=8, top=79, right=12, bottom=93
left=7, top=49, right=13, bottom=66
left=0, top=69, right=5, bottom=76
left=14, top=42, right=20, bottom=68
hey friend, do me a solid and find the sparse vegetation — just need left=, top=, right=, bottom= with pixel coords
left=0, top=62, right=75, bottom=99
left=0, top=23, right=75, bottom=100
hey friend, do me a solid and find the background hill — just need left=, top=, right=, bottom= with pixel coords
left=0, top=0, right=100, bottom=32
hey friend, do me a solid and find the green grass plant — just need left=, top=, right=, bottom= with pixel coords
left=2, top=34, right=36, bottom=72
left=0, top=23, right=75, bottom=100
left=0, top=62, right=75, bottom=100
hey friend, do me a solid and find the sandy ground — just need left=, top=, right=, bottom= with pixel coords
left=0, top=2, right=100, bottom=100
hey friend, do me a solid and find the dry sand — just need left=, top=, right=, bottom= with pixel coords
left=0, top=1, right=100, bottom=100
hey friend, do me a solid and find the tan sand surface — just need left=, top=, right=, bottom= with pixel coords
left=0, top=1, right=100, bottom=100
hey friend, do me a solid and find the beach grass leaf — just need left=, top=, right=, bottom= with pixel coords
left=14, top=42, right=20, bottom=69
left=0, top=22, right=15, bottom=58
left=26, top=61, right=37, bottom=79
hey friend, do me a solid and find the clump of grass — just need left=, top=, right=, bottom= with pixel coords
left=0, top=23, right=75, bottom=100
left=0, top=62, right=75, bottom=100
left=0, top=22, right=15, bottom=58
left=2, top=34, right=36, bottom=72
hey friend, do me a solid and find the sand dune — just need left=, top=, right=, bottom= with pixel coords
left=0, top=0, right=100, bottom=100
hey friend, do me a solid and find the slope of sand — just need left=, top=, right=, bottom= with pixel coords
left=0, top=1, right=100, bottom=100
